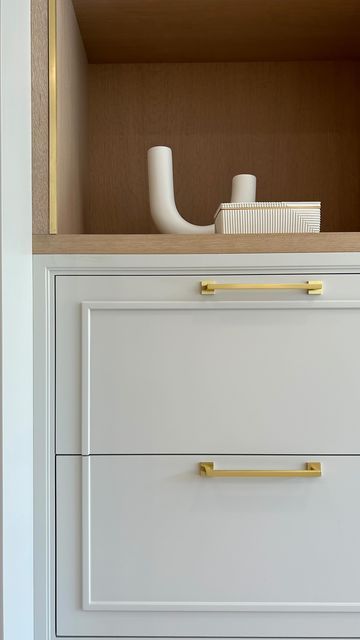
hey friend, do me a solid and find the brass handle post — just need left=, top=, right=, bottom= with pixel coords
left=199, top=461, right=322, bottom=478
left=201, top=280, right=323, bottom=295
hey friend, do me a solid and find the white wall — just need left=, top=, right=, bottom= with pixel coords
left=0, top=0, right=34, bottom=638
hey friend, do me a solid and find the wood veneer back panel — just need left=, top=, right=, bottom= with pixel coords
left=72, top=0, right=360, bottom=63
left=86, top=61, right=360, bottom=234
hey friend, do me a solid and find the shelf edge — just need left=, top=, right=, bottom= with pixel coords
left=32, top=233, right=360, bottom=255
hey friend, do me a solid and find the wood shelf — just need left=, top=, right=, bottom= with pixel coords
left=33, top=233, right=360, bottom=255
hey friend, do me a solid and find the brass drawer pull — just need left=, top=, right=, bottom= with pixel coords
left=199, top=461, right=322, bottom=478
left=200, top=280, right=323, bottom=295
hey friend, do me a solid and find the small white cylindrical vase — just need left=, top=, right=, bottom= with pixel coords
left=231, top=174, right=257, bottom=203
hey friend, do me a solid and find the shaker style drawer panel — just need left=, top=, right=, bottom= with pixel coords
left=56, top=274, right=360, bottom=454
left=56, top=455, right=360, bottom=637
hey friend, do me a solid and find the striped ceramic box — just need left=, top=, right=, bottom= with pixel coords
left=214, top=202, right=321, bottom=234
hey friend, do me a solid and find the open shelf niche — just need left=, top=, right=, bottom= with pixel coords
left=32, top=0, right=360, bottom=251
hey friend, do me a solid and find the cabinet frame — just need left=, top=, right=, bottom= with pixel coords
left=34, top=252, right=360, bottom=640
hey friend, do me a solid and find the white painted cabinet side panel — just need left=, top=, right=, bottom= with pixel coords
left=0, top=0, right=33, bottom=639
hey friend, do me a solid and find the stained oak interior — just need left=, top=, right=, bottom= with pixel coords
left=32, top=0, right=360, bottom=235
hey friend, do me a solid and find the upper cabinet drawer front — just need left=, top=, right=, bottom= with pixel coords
left=57, top=454, right=360, bottom=637
left=56, top=274, right=360, bottom=454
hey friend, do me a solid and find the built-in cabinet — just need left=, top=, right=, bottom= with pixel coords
left=31, top=3, right=360, bottom=639
left=34, top=254, right=360, bottom=639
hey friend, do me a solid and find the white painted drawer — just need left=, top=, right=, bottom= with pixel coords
left=57, top=454, right=360, bottom=637
left=56, top=274, right=360, bottom=454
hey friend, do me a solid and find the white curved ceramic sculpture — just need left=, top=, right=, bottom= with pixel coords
left=147, top=146, right=256, bottom=234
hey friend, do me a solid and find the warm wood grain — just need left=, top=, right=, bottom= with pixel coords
left=32, top=233, right=360, bottom=254
left=72, top=0, right=360, bottom=63
left=86, top=61, right=360, bottom=235
left=57, top=0, right=88, bottom=233
left=32, top=0, right=49, bottom=234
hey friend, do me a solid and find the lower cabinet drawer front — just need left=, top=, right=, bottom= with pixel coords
left=57, top=455, right=360, bottom=637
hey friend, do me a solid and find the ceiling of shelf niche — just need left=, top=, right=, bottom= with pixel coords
left=71, top=0, right=360, bottom=63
